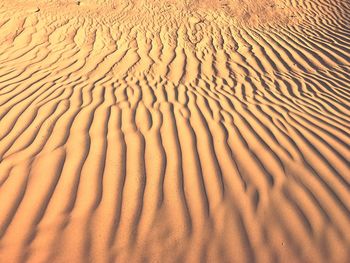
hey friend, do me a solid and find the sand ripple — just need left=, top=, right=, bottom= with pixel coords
left=0, top=0, right=349, bottom=262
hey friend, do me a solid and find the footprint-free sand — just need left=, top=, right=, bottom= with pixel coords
left=0, top=0, right=349, bottom=262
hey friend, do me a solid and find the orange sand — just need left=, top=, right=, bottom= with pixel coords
left=0, top=0, right=349, bottom=262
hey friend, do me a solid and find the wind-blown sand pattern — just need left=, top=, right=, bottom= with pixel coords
left=0, top=0, right=349, bottom=262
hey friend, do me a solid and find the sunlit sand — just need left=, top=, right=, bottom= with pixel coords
left=0, top=0, right=349, bottom=262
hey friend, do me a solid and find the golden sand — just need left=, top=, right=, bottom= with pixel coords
left=0, top=0, right=349, bottom=262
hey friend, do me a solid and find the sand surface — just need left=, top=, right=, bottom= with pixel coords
left=0, top=0, right=349, bottom=262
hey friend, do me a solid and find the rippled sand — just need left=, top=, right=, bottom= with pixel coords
left=0, top=0, right=349, bottom=262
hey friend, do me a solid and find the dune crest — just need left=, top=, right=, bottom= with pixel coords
left=0, top=0, right=349, bottom=262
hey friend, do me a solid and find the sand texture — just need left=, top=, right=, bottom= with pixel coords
left=0, top=0, right=349, bottom=262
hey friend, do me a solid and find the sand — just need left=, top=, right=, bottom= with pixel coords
left=0, top=0, right=349, bottom=262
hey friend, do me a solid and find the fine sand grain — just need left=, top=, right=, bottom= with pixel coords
left=0, top=0, right=349, bottom=262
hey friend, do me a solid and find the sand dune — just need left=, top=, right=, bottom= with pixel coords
left=0, top=0, right=349, bottom=262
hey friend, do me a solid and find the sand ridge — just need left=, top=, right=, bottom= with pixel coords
left=0, top=0, right=349, bottom=262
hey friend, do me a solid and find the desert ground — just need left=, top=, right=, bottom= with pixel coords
left=0, top=0, right=349, bottom=262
